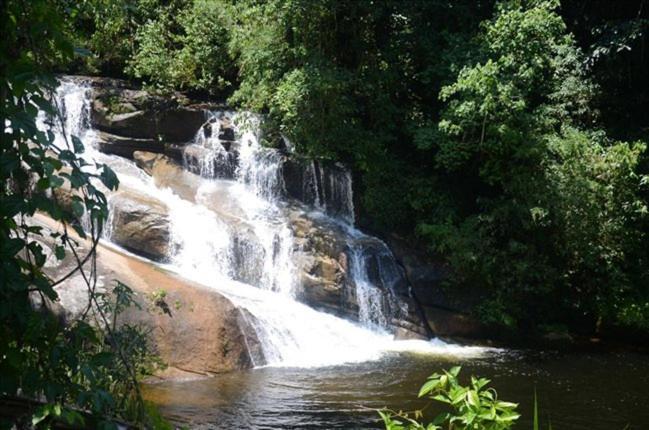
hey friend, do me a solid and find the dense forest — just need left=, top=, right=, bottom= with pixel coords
left=51, top=0, right=649, bottom=337
left=2, top=0, right=649, bottom=427
left=6, top=0, right=649, bottom=331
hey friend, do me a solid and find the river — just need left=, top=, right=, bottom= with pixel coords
left=47, top=77, right=649, bottom=430
left=144, top=349, right=649, bottom=429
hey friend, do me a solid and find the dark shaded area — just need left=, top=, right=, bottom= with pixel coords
left=561, top=0, right=649, bottom=141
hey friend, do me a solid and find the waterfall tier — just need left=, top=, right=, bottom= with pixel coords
left=40, top=77, right=492, bottom=368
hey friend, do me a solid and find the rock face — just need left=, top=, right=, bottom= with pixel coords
left=34, top=215, right=263, bottom=380
left=121, top=276, right=264, bottom=378
left=283, top=157, right=355, bottom=222
left=91, top=86, right=207, bottom=144
left=108, top=190, right=171, bottom=262
left=289, top=210, right=357, bottom=317
left=75, top=76, right=488, bottom=342
left=96, top=130, right=164, bottom=158
left=124, top=152, right=456, bottom=339
left=182, top=114, right=239, bottom=179
left=78, top=77, right=218, bottom=159
left=133, top=151, right=251, bottom=221
left=133, top=151, right=202, bottom=202
left=385, top=234, right=488, bottom=339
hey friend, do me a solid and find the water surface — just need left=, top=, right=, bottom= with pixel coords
left=144, top=349, right=649, bottom=429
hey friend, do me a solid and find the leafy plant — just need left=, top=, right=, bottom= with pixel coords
left=127, top=0, right=235, bottom=95
left=41, top=0, right=649, bottom=337
left=0, top=0, right=168, bottom=427
left=379, top=367, right=520, bottom=430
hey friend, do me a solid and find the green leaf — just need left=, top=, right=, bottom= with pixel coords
left=2, top=238, right=25, bottom=257
left=36, top=177, right=50, bottom=190
left=467, top=390, right=480, bottom=407
left=69, top=169, right=87, bottom=189
left=448, top=366, right=461, bottom=377
left=50, top=175, right=65, bottom=188
left=418, top=378, right=440, bottom=398
left=71, top=135, right=85, bottom=154
left=61, top=410, right=85, bottom=427
left=55, top=245, right=65, bottom=260
left=32, top=404, right=53, bottom=426
left=71, top=200, right=85, bottom=218
left=72, top=223, right=87, bottom=239
left=99, top=165, right=119, bottom=190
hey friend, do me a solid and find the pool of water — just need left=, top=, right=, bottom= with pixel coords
left=143, top=349, right=649, bottom=429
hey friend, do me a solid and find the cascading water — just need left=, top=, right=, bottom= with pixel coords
left=44, top=77, right=492, bottom=368
left=297, top=160, right=355, bottom=224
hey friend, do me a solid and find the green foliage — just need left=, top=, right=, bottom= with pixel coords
left=416, top=0, right=649, bottom=332
left=380, top=367, right=520, bottom=430
left=127, top=0, right=235, bottom=94
left=0, top=0, right=167, bottom=427
left=52, top=0, right=649, bottom=336
left=62, top=0, right=162, bottom=76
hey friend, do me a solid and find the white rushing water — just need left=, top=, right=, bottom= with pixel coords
left=44, top=78, right=494, bottom=368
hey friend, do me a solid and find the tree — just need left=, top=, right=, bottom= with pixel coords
left=1, top=0, right=166, bottom=426
left=418, top=0, right=648, bottom=331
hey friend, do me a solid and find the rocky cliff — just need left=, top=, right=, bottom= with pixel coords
left=33, top=215, right=263, bottom=381
left=57, top=75, right=487, bottom=344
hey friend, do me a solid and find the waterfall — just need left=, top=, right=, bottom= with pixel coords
left=43, top=77, right=490, bottom=368
left=298, top=160, right=355, bottom=224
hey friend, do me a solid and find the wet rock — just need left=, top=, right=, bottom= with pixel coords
left=182, top=144, right=238, bottom=179
left=288, top=209, right=356, bottom=317
left=133, top=151, right=202, bottom=201
left=299, top=255, right=353, bottom=317
left=132, top=151, right=163, bottom=175
left=422, top=306, right=486, bottom=339
left=356, top=239, right=409, bottom=297
left=133, top=152, right=267, bottom=279
left=164, top=142, right=186, bottom=162
left=91, top=87, right=206, bottom=143
left=393, top=326, right=429, bottom=341
left=218, top=117, right=235, bottom=141
left=230, top=228, right=265, bottom=286
left=283, top=157, right=355, bottom=222
left=96, top=130, right=164, bottom=158
left=133, top=151, right=249, bottom=220
left=109, top=190, right=171, bottom=261
left=33, top=214, right=263, bottom=379
left=122, top=280, right=261, bottom=377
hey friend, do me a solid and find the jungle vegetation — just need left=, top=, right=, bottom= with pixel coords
left=66, top=0, right=647, bottom=338
left=3, top=3, right=649, bottom=409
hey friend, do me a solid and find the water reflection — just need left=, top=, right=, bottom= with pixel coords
left=144, top=350, right=649, bottom=429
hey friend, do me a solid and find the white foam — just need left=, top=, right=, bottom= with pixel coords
left=46, top=78, right=499, bottom=369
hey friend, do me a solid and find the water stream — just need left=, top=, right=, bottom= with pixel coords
left=45, top=78, right=491, bottom=369
left=143, top=350, right=649, bottom=430
left=42, top=78, right=649, bottom=430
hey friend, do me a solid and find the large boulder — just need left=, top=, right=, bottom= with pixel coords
left=183, top=144, right=238, bottom=179
left=386, top=234, right=486, bottom=313
left=108, top=190, right=171, bottom=261
left=34, top=215, right=264, bottom=379
left=181, top=114, right=240, bottom=179
left=91, top=86, right=207, bottom=143
left=96, top=130, right=164, bottom=158
left=384, top=234, right=489, bottom=339
left=422, top=307, right=487, bottom=340
left=288, top=209, right=357, bottom=317
left=133, top=151, right=202, bottom=201
left=133, top=151, right=251, bottom=221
